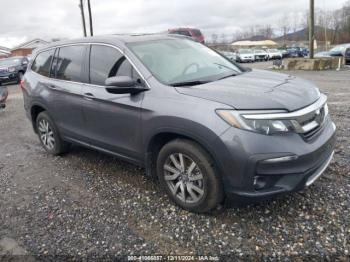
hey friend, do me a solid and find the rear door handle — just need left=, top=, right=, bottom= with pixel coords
left=47, top=84, right=58, bottom=90
left=83, top=92, right=95, bottom=100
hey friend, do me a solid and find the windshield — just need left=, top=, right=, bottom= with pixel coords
left=0, top=58, right=21, bottom=67
left=268, top=49, right=278, bottom=52
left=330, top=45, right=345, bottom=53
left=254, top=50, right=264, bottom=53
left=128, top=39, right=242, bottom=86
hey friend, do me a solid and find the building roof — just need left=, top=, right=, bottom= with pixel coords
left=231, top=40, right=278, bottom=47
left=0, top=46, right=11, bottom=55
left=11, top=38, right=50, bottom=51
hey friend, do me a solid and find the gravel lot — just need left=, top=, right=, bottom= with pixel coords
left=0, top=64, right=349, bottom=260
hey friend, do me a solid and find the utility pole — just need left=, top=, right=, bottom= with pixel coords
left=309, top=0, right=315, bottom=59
left=87, top=0, right=94, bottom=36
left=79, top=0, right=87, bottom=37
left=325, top=25, right=328, bottom=51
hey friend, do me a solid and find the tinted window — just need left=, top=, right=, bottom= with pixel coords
left=192, top=29, right=202, bottom=37
left=178, top=30, right=191, bottom=37
left=55, top=45, right=85, bottom=82
left=345, top=48, right=350, bottom=57
left=89, top=45, right=140, bottom=86
left=31, top=50, right=55, bottom=77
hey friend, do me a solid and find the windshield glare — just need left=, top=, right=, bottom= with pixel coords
left=128, top=39, right=242, bottom=85
left=0, top=58, right=20, bottom=67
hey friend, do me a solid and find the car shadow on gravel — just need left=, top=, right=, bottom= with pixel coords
left=64, top=144, right=345, bottom=220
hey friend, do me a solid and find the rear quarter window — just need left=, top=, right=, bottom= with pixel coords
left=31, top=49, right=55, bottom=77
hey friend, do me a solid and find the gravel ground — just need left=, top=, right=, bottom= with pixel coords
left=0, top=65, right=349, bottom=260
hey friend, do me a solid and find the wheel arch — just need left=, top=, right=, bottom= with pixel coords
left=144, top=129, right=223, bottom=180
left=30, top=103, right=48, bottom=132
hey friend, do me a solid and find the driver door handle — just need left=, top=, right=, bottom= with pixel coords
left=83, top=92, right=95, bottom=100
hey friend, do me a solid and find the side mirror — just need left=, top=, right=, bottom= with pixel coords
left=105, top=76, right=148, bottom=94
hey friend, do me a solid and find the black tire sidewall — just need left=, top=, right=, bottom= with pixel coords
left=157, top=139, right=223, bottom=213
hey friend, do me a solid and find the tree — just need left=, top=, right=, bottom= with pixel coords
left=278, top=13, right=291, bottom=43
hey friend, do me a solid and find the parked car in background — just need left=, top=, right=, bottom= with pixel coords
left=0, top=86, right=8, bottom=109
left=278, top=48, right=290, bottom=58
left=315, top=44, right=350, bottom=65
left=219, top=51, right=237, bottom=62
left=22, top=34, right=336, bottom=213
left=168, top=28, right=205, bottom=44
left=345, top=47, right=350, bottom=65
left=0, top=56, right=29, bottom=85
left=253, top=49, right=268, bottom=61
left=236, top=49, right=255, bottom=62
left=267, top=49, right=282, bottom=60
left=286, top=48, right=299, bottom=58
left=286, top=47, right=308, bottom=58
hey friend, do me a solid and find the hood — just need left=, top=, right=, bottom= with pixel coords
left=175, top=69, right=320, bottom=112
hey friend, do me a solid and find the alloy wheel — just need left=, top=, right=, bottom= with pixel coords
left=38, top=119, right=55, bottom=150
left=163, top=153, right=204, bottom=204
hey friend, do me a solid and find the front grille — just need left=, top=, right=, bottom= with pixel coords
left=299, top=104, right=327, bottom=141
left=302, top=124, right=324, bottom=140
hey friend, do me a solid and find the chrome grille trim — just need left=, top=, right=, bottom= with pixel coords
left=242, top=94, right=328, bottom=134
left=306, top=150, right=334, bottom=186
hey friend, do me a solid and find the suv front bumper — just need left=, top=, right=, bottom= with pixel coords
left=213, top=117, right=336, bottom=205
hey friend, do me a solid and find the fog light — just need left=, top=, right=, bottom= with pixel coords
left=262, top=155, right=298, bottom=164
left=253, top=176, right=267, bottom=190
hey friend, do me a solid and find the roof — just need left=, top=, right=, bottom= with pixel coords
left=34, top=34, right=188, bottom=53
left=231, top=40, right=278, bottom=47
left=0, top=46, right=11, bottom=55
left=168, top=28, right=201, bottom=31
left=11, top=38, right=50, bottom=50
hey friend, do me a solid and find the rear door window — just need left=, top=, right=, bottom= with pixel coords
left=89, top=45, right=141, bottom=86
left=31, top=49, right=55, bottom=77
left=55, top=45, right=85, bottom=82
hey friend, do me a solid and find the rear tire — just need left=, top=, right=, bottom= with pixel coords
left=36, top=111, right=70, bottom=155
left=157, top=139, right=223, bottom=213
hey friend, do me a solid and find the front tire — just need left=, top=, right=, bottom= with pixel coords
left=36, top=111, right=70, bottom=155
left=157, top=139, right=223, bottom=213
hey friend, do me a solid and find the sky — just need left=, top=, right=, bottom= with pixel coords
left=0, top=0, right=347, bottom=48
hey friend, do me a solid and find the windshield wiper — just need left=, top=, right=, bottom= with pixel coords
left=170, top=80, right=210, bottom=87
left=213, top=63, right=237, bottom=72
left=217, top=73, right=237, bottom=80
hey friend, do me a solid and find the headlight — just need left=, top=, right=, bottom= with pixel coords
left=8, top=67, right=15, bottom=72
left=216, top=110, right=293, bottom=135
